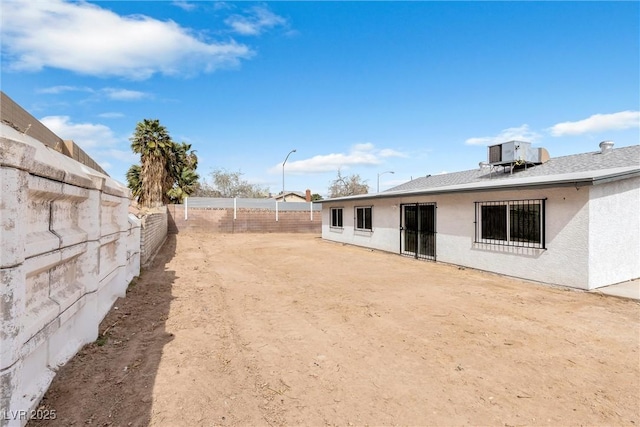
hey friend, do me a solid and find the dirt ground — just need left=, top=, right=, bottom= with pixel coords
left=31, top=233, right=639, bottom=427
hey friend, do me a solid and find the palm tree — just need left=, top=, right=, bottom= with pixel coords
left=127, top=120, right=200, bottom=206
left=165, top=142, right=199, bottom=204
left=126, top=164, right=142, bottom=200
left=130, top=119, right=172, bottom=208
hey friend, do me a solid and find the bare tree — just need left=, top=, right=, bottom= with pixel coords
left=193, top=169, right=268, bottom=198
left=328, top=169, right=369, bottom=198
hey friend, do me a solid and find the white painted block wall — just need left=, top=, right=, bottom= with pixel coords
left=0, top=125, right=140, bottom=426
left=140, top=209, right=168, bottom=268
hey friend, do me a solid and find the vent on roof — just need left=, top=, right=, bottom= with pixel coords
left=487, top=141, right=549, bottom=167
left=599, top=140, right=614, bottom=153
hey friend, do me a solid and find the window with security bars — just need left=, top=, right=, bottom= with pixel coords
left=355, top=206, right=372, bottom=231
left=475, top=199, right=545, bottom=248
left=330, top=207, right=343, bottom=228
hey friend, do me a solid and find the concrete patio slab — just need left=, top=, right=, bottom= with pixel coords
left=593, top=279, right=640, bottom=301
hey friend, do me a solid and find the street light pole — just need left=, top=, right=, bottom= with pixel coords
left=282, top=149, right=297, bottom=202
left=377, top=170, right=394, bottom=193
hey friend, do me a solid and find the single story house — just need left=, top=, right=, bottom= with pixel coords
left=318, top=141, right=640, bottom=290
left=274, top=190, right=312, bottom=203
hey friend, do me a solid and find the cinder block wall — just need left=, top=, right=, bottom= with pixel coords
left=140, top=209, right=168, bottom=267
left=0, top=124, right=140, bottom=427
left=167, top=205, right=321, bottom=234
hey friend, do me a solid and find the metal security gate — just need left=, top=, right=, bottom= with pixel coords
left=400, top=203, right=436, bottom=260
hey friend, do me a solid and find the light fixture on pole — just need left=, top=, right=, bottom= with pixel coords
left=282, top=149, right=297, bottom=202
left=377, top=170, right=394, bottom=193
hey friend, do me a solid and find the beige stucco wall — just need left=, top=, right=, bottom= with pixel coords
left=0, top=124, right=140, bottom=426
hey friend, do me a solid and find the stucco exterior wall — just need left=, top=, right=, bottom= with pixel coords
left=322, top=185, right=594, bottom=289
left=588, top=176, right=640, bottom=289
left=0, top=125, right=140, bottom=426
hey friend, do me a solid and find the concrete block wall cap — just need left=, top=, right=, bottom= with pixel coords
left=55, top=154, right=100, bottom=190
left=1, top=123, right=123, bottom=193
left=82, top=165, right=123, bottom=193
left=81, top=167, right=107, bottom=191
left=139, top=206, right=168, bottom=215
left=101, top=176, right=130, bottom=199
left=0, top=126, right=68, bottom=181
left=0, top=135, right=36, bottom=170
left=128, top=213, right=142, bottom=226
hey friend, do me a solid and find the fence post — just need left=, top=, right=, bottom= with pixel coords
left=184, top=196, right=188, bottom=220
left=310, top=201, right=313, bottom=221
left=275, top=200, right=279, bottom=222
left=234, top=197, right=237, bottom=220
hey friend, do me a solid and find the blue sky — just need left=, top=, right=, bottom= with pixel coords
left=1, top=1, right=638, bottom=197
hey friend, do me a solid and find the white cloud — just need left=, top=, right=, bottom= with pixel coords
left=37, top=85, right=92, bottom=94
left=98, top=112, right=125, bottom=119
left=213, top=2, right=234, bottom=11
left=38, top=85, right=149, bottom=101
left=465, top=124, right=541, bottom=146
left=225, top=5, right=287, bottom=36
left=548, top=111, right=640, bottom=136
left=379, top=148, right=408, bottom=158
left=1, top=0, right=254, bottom=79
left=100, top=148, right=139, bottom=164
left=40, top=115, right=119, bottom=148
left=269, top=143, right=406, bottom=174
left=172, top=1, right=197, bottom=12
left=102, top=88, right=148, bottom=101
left=39, top=116, right=139, bottom=178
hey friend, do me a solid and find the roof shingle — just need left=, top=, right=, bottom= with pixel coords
left=387, top=145, right=640, bottom=193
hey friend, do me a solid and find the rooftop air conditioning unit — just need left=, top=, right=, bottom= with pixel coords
left=487, top=141, right=549, bottom=166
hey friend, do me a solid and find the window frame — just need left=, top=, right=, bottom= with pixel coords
left=330, top=207, right=344, bottom=228
left=475, top=199, right=546, bottom=249
left=354, top=206, right=373, bottom=231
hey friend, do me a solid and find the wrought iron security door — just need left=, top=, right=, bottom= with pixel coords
left=400, top=203, right=436, bottom=260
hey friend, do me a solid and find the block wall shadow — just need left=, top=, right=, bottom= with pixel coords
left=29, top=235, right=178, bottom=426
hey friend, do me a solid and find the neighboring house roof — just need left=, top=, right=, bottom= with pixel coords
left=318, top=145, right=640, bottom=203
left=274, top=191, right=306, bottom=200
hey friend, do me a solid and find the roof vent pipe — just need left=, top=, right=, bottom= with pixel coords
left=599, top=140, right=614, bottom=153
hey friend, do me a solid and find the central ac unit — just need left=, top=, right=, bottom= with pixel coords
left=487, top=141, right=549, bottom=166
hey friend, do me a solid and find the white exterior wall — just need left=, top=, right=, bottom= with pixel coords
left=322, top=202, right=400, bottom=252
left=322, top=185, right=594, bottom=289
left=0, top=126, right=140, bottom=426
left=588, top=176, right=640, bottom=289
